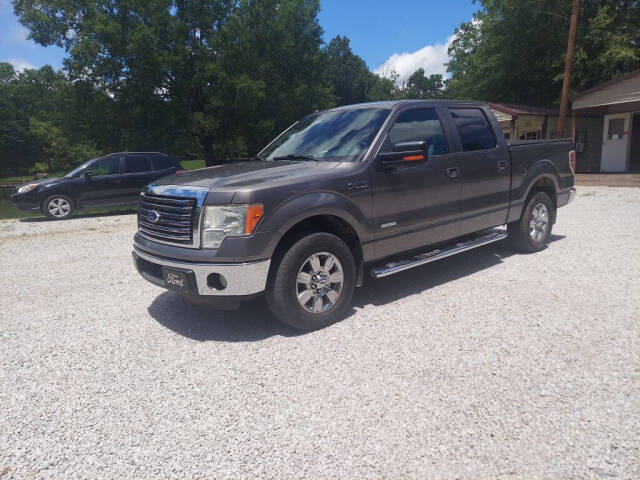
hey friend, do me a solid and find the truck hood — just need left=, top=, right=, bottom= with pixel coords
left=153, top=160, right=345, bottom=190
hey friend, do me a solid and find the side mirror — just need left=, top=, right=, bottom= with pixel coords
left=378, top=140, right=428, bottom=169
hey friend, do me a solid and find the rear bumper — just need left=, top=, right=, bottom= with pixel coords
left=132, top=247, right=270, bottom=296
left=557, top=187, right=576, bottom=207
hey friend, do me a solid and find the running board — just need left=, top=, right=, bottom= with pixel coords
left=371, top=228, right=508, bottom=279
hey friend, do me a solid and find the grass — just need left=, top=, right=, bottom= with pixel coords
left=0, top=172, right=64, bottom=184
left=180, top=159, right=206, bottom=170
left=0, top=159, right=207, bottom=184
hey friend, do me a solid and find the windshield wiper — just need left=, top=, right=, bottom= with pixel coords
left=271, top=154, right=318, bottom=162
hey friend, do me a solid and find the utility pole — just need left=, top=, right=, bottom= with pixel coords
left=557, top=0, right=580, bottom=138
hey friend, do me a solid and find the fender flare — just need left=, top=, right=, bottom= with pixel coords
left=258, top=191, right=370, bottom=260
left=508, top=160, right=560, bottom=224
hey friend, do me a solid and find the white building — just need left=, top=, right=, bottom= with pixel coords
left=572, top=69, right=640, bottom=173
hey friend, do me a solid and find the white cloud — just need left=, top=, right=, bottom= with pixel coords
left=375, top=34, right=456, bottom=85
left=5, top=58, right=35, bottom=72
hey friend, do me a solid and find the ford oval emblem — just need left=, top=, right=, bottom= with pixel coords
left=147, top=210, right=161, bottom=223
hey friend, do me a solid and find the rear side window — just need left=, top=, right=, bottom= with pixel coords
left=152, top=156, right=178, bottom=170
left=124, top=156, right=151, bottom=173
left=449, top=108, right=497, bottom=151
left=88, top=156, right=120, bottom=176
left=388, top=108, right=448, bottom=156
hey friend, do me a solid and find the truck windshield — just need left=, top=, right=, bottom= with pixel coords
left=260, top=108, right=390, bottom=162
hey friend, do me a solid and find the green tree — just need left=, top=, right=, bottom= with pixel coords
left=402, top=68, right=445, bottom=99
left=446, top=0, right=640, bottom=105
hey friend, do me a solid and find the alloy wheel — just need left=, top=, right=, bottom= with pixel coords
left=296, top=251, right=344, bottom=313
left=529, top=203, right=548, bottom=242
left=48, top=198, right=71, bottom=218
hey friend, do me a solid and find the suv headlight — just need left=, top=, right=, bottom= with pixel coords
left=201, top=204, right=263, bottom=249
left=17, top=183, right=38, bottom=194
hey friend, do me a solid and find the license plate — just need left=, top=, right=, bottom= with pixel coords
left=162, top=266, right=192, bottom=293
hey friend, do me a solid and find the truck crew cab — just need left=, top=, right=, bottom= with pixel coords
left=133, top=100, right=575, bottom=330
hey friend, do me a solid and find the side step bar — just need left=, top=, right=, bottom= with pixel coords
left=371, top=228, right=508, bottom=279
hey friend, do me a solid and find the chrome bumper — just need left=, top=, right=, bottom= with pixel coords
left=133, top=247, right=270, bottom=296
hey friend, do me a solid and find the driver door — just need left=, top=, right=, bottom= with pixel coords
left=79, top=156, right=123, bottom=206
left=371, top=107, right=462, bottom=259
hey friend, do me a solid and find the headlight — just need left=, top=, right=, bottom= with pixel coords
left=17, top=183, right=38, bottom=194
left=201, top=204, right=263, bottom=249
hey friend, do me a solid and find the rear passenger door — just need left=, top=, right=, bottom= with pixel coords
left=448, top=107, right=511, bottom=235
left=121, top=155, right=154, bottom=203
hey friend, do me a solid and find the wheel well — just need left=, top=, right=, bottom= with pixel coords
left=270, top=215, right=364, bottom=285
left=528, top=177, right=557, bottom=209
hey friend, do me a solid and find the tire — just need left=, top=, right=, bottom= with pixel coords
left=266, top=232, right=356, bottom=331
left=508, top=191, right=555, bottom=252
left=42, top=194, right=75, bottom=220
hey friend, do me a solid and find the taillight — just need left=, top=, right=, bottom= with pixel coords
left=176, top=170, right=186, bottom=174
left=568, top=150, right=576, bottom=174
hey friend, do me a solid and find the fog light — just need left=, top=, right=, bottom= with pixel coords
left=207, top=273, right=227, bottom=290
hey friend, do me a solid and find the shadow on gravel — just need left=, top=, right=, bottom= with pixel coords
left=148, top=291, right=304, bottom=342
left=19, top=209, right=136, bottom=222
left=149, top=235, right=564, bottom=340
left=353, top=235, right=565, bottom=308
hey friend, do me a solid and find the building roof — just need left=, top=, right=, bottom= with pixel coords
left=488, top=103, right=559, bottom=117
left=573, top=69, right=640, bottom=101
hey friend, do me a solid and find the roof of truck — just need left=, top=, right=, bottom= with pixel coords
left=330, top=99, right=486, bottom=111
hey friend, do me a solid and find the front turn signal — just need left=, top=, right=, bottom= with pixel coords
left=245, top=204, right=264, bottom=234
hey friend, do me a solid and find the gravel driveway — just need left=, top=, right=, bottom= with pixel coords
left=1, top=186, right=639, bottom=480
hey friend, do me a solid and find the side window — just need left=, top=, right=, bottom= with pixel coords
left=152, top=156, right=176, bottom=170
left=124, top=156, right=151, bottom=174
left=449, top=108, right=497, bottom=151
left=88, top=156, right=119, bottom=176
left=387, top=108, right=448, bottom=156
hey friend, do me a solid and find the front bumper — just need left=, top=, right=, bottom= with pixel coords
left=11, top=194, right=40, bottom=212
left=133, top=247, right=270, bottom=296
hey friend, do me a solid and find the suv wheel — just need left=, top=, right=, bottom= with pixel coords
left=508, top=191, right=554, bottom=252
left=266, top=232, right=356, bottom=331
left=42, top=195, right=74, bottom=220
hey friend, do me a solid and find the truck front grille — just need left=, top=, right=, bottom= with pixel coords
left=138, top=194, right=197, bottom=246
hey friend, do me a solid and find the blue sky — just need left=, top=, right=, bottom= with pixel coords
left=0, top=0, right=478, bottom=82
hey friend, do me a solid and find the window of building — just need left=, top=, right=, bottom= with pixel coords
left=607, top=118, right=625, bottom=140
left=518, top=131, right=540, bottom=140
left=388, top=108, right=448, bottom=156
left=449, top=108, right=497, bottom=151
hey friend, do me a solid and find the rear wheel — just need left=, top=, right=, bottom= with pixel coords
left=42, top=195, right=74, bottom=220
left=508, top=191, right=554, bottom=252
left=266, top=232, right=356, bottom=331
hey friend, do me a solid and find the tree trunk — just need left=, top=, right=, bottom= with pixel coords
left=202, top=136, right=223, bottom=166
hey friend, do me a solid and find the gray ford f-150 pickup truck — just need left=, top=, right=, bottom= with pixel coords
left=133, top=100, right=575, bottom=330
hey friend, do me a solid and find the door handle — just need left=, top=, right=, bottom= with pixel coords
left=446, top=167, right=460, bottom=179
left=497, top=160, right=509, bottom=172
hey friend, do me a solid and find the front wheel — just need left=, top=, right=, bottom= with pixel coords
left=266, top=232, right=356, bottom=331
left=508, top=191, right=555, bottom=252
left=42, top=195, right=74, bottom=220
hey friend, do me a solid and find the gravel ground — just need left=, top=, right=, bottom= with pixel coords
left=1, top=186, right=639, bottom=480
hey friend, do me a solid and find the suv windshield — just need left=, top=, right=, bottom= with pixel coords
left=260, top=108, right=390, bottom=162
left=66, top=158, right=100, bottom=177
